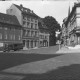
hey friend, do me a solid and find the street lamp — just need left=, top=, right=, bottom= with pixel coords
left=56, top=30, right=61, bottom=50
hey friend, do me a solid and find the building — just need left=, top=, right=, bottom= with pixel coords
left=38, top=19, right=49, bottom=47
left=61, top=17, right=67, bottom=46
left=64, top=3, right=80, bottom=46
left=0, top=13, right=22, bottom=47
left=7, top=4, right=39, bottom=49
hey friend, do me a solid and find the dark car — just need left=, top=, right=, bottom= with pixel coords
left=3, top=43, right=23, bottom=52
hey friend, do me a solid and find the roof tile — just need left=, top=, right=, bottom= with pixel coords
left=0, top=13, right=20, bottom=26
left=14, top=4, right=39, bottom=18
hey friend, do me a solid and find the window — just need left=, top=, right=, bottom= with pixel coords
left=31, top=23, right=33, bottom=29
left=10, top=35, right=12, bottom=40
left=10, top=9, right=13, bottom=13
left=27, top=22, right=30, bottom=28
left=37, top=32, right=38, bottom=37
left=23, top=22, right=27, bottom=27
left=33, top=31, right=35, bottom=37
left=30, top=11, right=33, bottom=13
left=4, top=27, right=7, bottom=30
left=35, top=19, right=37, bottom=23
left=35, top=24, right=37, bottom=29
left=25, top=30, right=28, bottom=36
left=39, top=35, right=40, bottom=38
left=14, top=28, right=15, bottom=32
left=33, top=24, right=35, bottom=29
left=31, top=31, right=34, bottom=37
left=45, top=36, right=47, bottom=39
left=27, top=17, right=30, bottom=21
left=9, top=27, right=11, bottom=30
left=35, top=31, right=37, bottom=37
left=0, top=27, right=2, bottom=29
left=19, top=36, right=21, bottom=40
left=5, top=34, right=7, bottom=39
left=42, top=35, right=44, bottom=39
left=29, top=31, right=31, bottom=36
left=23, top=16, right=26, bottom=20
left=13, top=35, right=15, bottom=40
left=26, top=10, right=27, bottom=12
left=0, top=33, right=2, bottom=39
left=27, top=30, right=30, bottom=36
left=31, top=18, right=34, bottom=22
left=23, top=30, right=26, bottom=36
left=23, top=21, right=26, bottom=25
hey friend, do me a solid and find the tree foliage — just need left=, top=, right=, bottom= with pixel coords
left=43, top=16, right=61, bottom=46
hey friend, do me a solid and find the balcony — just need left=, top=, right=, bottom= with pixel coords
left=68, top=27, right=80, bottom=35
left=74, top=27, right=80, bottom=34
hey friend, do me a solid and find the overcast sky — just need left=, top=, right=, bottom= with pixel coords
left=0, top=0, right=78, bottom=26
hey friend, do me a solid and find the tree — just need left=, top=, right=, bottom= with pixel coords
left=43, top=16, right=61, bottom=46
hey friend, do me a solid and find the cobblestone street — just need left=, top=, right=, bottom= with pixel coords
left=0, top=46, right=80, bottom=80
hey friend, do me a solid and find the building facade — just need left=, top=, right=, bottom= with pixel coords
left=61, top=17, right=67, bottom=46
left=38, top=19, right=49, bottom=47
left=7, top=4, right=39, bottom=49
left=64, top=3, right=80, bottom=46
left=0, top=13, right=22, bottom=47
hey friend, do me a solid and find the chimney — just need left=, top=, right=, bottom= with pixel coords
left=20, top=4, right=23, bottom=8
left=20, top=4, right=23, bottom=11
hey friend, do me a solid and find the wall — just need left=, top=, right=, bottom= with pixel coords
left=0, top=23, right=22, bottom=45
left=6, top=4, right=22, bottom=25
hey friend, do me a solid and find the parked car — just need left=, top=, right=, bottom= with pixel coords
left=3, top=43, right=23, bottom=52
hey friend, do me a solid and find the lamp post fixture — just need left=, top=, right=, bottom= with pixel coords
left=56, top=30, right=61, bottom=50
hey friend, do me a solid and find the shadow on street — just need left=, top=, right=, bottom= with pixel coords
left=0, top=64, right=80, bottom=80
left=0, top=53, right=62, bottom=71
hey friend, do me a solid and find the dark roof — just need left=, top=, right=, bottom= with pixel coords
left=0, top=13, right=21, bottom=26
left=14, top=4, right=30, bottom=12
left=14, top=4, right=39, bottom=18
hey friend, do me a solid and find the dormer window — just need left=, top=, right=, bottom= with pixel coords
left=20, top=4, right=23, bottom=11
left=21, top=8, right=23, bottom=11
left=10, top=9, right=13, bottom=13
left=30, top=10, right=33, bottom=13
left=26, top=10, right=27, bottom=12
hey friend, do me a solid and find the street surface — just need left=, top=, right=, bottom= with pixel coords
left=12, top=45, right=59, bottom=54
left=0, top=45, right=80, bottom=80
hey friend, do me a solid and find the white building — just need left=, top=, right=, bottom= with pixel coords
left=6, top=4, right=39, bottom=49
left=65, top=3, right=80, bottom=46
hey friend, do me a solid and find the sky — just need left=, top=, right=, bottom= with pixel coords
left=0, top=0, right=79, bottom=26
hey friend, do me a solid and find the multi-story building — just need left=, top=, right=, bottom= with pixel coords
left=38, top=19, right=49, bottom=47
left=61, top=17, right=67, bottom=46
left=7, top=4, right=39, bottom=49
left=65, top=3, right=80, bottom=46
left=0, top=13, right=22, bottom=47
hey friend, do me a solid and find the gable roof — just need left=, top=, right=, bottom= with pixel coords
left=14, top=4, right=39, bottom=18
left=14, top=4, right=30, bottom=12
left=0, top=13, right=21, bottom=26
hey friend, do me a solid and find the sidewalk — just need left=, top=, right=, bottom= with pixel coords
left=56, top=46, right=80, bottom=53
left=11, top=46, right=59, bottom=54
